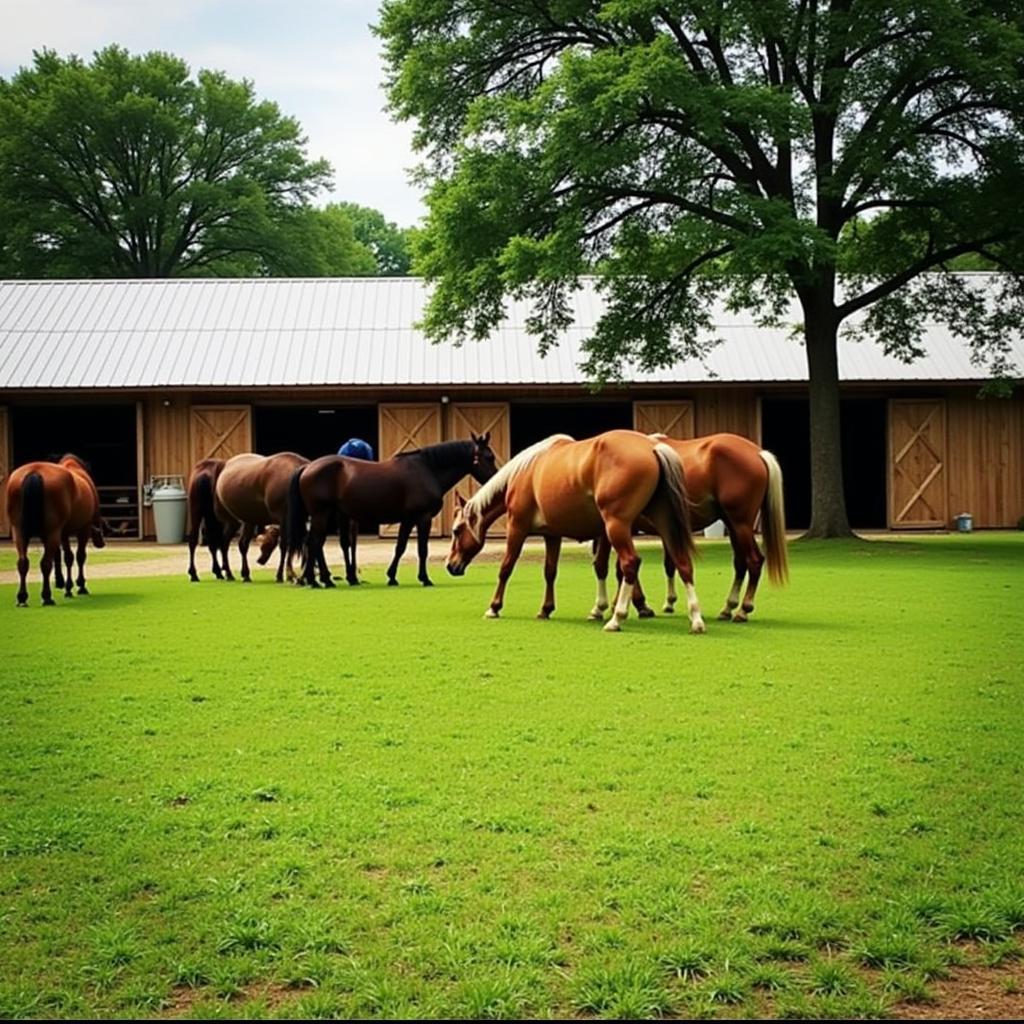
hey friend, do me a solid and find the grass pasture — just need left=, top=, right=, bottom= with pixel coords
left=1, top=534, right=1023, bottom=1019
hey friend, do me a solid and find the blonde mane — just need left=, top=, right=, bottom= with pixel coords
left=465, top=434, right=573, bottom=520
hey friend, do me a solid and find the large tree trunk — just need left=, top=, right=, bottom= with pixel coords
left=803, top=309, right=855, bottom=539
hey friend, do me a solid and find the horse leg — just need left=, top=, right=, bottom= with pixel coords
left=416, top=516, right=433, bottom=586
left=238, top=523, right=254, bottom=583
left=537, top=535, right=562, bottom=619
left=14, top=529, right=30, bottom=607
left=348, top=521, right=360, bottom=585
left=276, top=541, right=287, bottom=583
left=662, top=546, right=679, bottom=615
left=602, top=520, right=641, bottom=633
left=40, top=531, right=61, bottom=606
left=317, top=544, right=335, bottom=588
left=651, top=518, right=706, bottom=635
left=589, top=535, right=612, bottom=620
left=76, top=532, right=90, bottom=594
left=386, top=521, right=414, bottom=586
left=303, top=512, right=330, bottom=588
left=220, top=521, right=238, bottom=581
left=729, top=522, right=765, bottom=623
left=485, top=522, right=528, bottom=619
left=187, top=512, right=201, bottom=582
left=58, top=536, right=73, bottom=596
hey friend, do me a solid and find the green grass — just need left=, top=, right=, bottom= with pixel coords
left=1, top=534, right=1022, bottom=1018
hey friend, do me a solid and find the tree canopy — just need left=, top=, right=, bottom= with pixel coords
left=378, top=0, right=1024, bottom=536
left=0, top=46, right=333, bottom=278
left=334, top=202, right=415, bottom=275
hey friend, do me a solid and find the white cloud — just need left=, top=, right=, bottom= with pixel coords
left=1, top=0, right=427, bottom=226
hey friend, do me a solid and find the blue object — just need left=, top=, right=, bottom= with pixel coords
left=338, top=438, right=375, bottom=460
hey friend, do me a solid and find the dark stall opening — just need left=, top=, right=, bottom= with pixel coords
left=510, top=400, right=634, bottom=453
left=12, top=404, right=139, bottom=537
left=760, top=396, right=888, bottom=531
left=254, top=405, right=379, bottom=532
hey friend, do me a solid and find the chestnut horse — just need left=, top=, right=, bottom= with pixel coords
left=446, top=430, right=705, bottom=633
left=593, top=433, right=788, bottom=623
left=288, top=433, right=499, bottom=588
left=5, top=454, right=106, bottom=606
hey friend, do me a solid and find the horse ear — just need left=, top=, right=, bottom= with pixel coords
left=481, top=431, right=491, bottom=445
left=455, top=491, right=466, bottom=508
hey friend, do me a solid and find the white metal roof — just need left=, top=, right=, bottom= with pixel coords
left=0, top=276, right=1018, bottom=390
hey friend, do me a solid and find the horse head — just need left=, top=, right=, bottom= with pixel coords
left=446, top=491, right=486, bottom=576
left=91, top=516, right=108, bottom=549
left=469, top=432, right=498, bottom=484
left=255, top=525, right=281, bottom=565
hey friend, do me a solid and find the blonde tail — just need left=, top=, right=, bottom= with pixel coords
left=759, top=450, right=789, bottom=586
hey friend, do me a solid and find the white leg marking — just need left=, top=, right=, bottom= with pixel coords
left=663, top=573, right=678, bottom=614
left=589, top=576, right=609, bottom=620
left=686, top=581, right=706, bottom=634
left=604, top=580, right=633, bottom=632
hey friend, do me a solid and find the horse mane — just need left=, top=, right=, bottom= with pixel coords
left=395, top=439, right=475, bottom=470
left=466, top=434, right=573, bottom=518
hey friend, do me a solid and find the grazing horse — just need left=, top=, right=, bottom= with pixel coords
left=335, top=437, right=376, bottom=585
left=289, top=433, right=498, bottom=588
left=186, top=458, right=227, bottom=582
left=5, top=454, right=106, bottom=606
left=446, top=430, right=705, bottom=633
left=211, top=452, right=307, bottom=583
left=593, top=433, right=789, bottom=623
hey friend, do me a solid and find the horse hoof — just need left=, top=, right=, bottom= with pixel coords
left=537, top=609, right=553, bottom=620
left=484, top=608, right=499, bottom=619
left=42, top=598, right=56, bottom=607
left=420, top=578, right=434, bottom=587
left=323, top=579, right=337, bottom=589
left=602, top=618, right=622, bottom=633
left=638, top=606, right=656, bottom=619
left=718, top=609, right=733, bottom=621
left=242, top=577, right=252, bottom=584
left=732, top=613, right=748, bottom=624
left=662, top=605, right=675, bottom=614
left=189, top=575, right=200, bottom=583
left=691, top=618, right=707, bottom=634
left=387, top=578, right=399, bottom=587
left=78, top=587, right=89, bottom=595
left=587, top=610, right=604, bottom=621
left=347, top=578, right=360, bottom=586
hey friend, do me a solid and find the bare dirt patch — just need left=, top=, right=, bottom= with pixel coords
left=891, top=961, right=1024, bottom=1020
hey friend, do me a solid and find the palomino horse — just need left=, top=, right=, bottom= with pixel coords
left=5, top=454, right=106, bottom=606
left=592, top=433, right=788, bottom=622
left=446, top=430, right=705, bottom=633
left=288, top=433, right=498, bottom=588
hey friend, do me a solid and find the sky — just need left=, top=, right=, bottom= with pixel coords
left=0, top=0, right=426, bottom=227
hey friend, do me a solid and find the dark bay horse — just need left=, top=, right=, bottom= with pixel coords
left=5, top=454, right=106, bottom=606
left=335, top=437, right=376, bottom=585
left=593, top=433, right=789, bottom=622
left=289, top=433, right=498, bottom=588
left=446, top=430, right=705, bottom=633
left=186, top=458, right=227, bottom=581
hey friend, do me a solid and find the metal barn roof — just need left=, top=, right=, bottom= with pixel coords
left=0, top=276, right=1019, bottom=390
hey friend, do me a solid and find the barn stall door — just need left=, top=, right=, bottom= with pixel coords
left=445, top=402, right=510, bottom=535
left=190, top=406, right=253, bottom=467
left=633, top=400, right=695, bottom=439
left=0, top=407, right=9, bottom=538
left=378, top=403, right=443, bottom=536
left=889, top=399, right=948, bottom=528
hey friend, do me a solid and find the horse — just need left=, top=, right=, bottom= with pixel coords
left=288, top=432, right=499, bottom=588
left=186, top=458, right=227, bottom=582
left=446, top=430, right=705, bottom=633
left=335, top=437, right=376, bottom=585
left=5, top=454, right=106, bottom=606
left=592, top=433, right=789, bottom=623
left=209, top=452, right=308, bottom=583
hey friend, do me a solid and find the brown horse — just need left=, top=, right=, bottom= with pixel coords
left=288, top=434, right=499, bottom=588
left=5, top=454, right=106, bottom=606
left=446, top=430, right=705, bottom=633
left=593, top=433, right=789, bottom=623
left=211, top=452, right=306, bottom=583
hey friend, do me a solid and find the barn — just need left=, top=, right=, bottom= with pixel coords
left=1, top=276, right=1021, bottom=539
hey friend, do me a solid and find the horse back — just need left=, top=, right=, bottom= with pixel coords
left=669, top=434, right=768, bottom=519
left=6, top=462, right=75, bottom=539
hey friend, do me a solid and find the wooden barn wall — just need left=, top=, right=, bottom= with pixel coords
left=141, top=397, right=192, bottom=538
left=945, top=390, right=1024, bottom=528
left=694, top=389, right=760, bottom=440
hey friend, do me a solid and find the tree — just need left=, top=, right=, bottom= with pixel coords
left=252, top=205, right=378, bottom=277
left=0, top=46, right=332, bottom=278
left=334, top=201, right=415, bottom=275
left=378, top=0, right=1024, bottom=537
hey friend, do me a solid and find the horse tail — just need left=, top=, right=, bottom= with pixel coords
left=18, top=471, right=45, bottom=542
left=196, top=473, right=223, bottom=550
left=759, top=450, right=789, bottom=586
left=651, top=442, right=696, bottom=566
left=286, top=466, right=308, bottom=554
